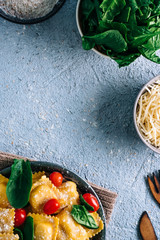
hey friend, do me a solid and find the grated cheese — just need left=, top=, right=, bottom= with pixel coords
left=136, top=79, right=160, bottom=148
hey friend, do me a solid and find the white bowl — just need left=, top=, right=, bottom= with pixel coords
left=76, top=0, right=108, bottom=58
left=134, top=75, right=160, bottom=154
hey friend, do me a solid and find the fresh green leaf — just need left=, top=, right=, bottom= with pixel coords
left=141, top=33, right=160, bottom=50
left=80, top=195, right=94, bottom=211
left=82, top=37, right=95, bottom=50
left=100, top=0, right=126, bottom=22
left=23, top=216, right=34, bottom=240
left=107, top=51, right=141, bottom=67
left=83, top=30, right=127, bottom=53
left=115, top=6, right=131, bottom=22
left=71, top=205, right=99, bottom=229
left=98, top=21, right=128, bottom=40
left=93, top=0, right=102, bottom=22
left=127, top=9, right=138, bottom=27
left=128, top=0, right=139, bottom=12
left=6, top=159, right=32, bottom=208
left=81, top=0, right=95, bottom=20
left=130, top=31, right=160, bottom=48
left=136, top=0, right=154, bottom=10
left=14, top=228, right=23, bottom=240
left=139, top=46, right=160, bottom=63
left=153, top=3, right=160, bottom=15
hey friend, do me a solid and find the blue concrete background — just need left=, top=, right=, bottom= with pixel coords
left=1, top=0, right=160, bottom=239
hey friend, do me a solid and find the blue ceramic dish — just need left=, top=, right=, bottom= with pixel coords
left=0, top=161, right=106, bottom=240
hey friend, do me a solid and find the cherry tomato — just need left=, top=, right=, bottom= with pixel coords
left=14, top=209, right=26, bottom=227
left=43, top=199, right=60, bottom=215
left=83, top=193, right=99, bottom=212
left=49, top=172, right=63, bottom=187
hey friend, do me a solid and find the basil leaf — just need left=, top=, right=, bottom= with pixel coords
left=23, top=216, right=34, bottom=240
left=80, top=195, right=94, bottom=211
left=71, top=205, right=99, bottom=229
left=6, top=159, right=32, bottom=208
left=14, top=228, right=23, bottom=240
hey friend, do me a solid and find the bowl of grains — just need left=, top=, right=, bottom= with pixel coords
left=0, top=0, right=65, bottom=24
left=134, top=75, right=160, bottom=153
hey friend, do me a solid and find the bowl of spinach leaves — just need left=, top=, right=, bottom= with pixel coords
left=76, top=0, right=160, bottom=67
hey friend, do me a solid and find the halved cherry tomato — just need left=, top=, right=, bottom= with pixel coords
left=49, top=172, right=63, bottom=187
left=82, top=193, right=99, bottom=212
left=14, top=209, right=26, bottom=227
left=43, top=199, right=60, bottom=215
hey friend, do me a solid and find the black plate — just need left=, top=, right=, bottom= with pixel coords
left=0, top=0, right=65, bottom=24
left=0, top=161, right=106, bottom=240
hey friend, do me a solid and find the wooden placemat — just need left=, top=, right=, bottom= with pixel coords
left=0, top=151, right=118, bottom=225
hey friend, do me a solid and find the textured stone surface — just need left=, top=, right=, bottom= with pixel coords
left=1, top=1, right=160, bottom=239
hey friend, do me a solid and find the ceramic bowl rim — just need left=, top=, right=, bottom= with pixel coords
left=0, top=160, right=107, bottom=239
left=133, top=75, right=160, bottom=154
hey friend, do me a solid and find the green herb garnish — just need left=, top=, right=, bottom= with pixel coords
left=23, top=216, right=34, bottom=240
left=71, top=205, right=99, bottom=229
left=6, top=159, right=32, bottom=208
left=81, top=0, right=160, bottom=67
left=14, top=228, right=23, bottom=240
left=80, top=194, right=94, bottom=211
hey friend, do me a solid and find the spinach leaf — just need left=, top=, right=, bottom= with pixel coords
left=85, top=12, right=99, bottom=34
left=108, top=51, right=140, bottom=67
left=93, top=0, right=102, bottom=22
left=147, top=17, right=160, bottom=28
left=130, top=31, right=160, bottom=48
left=81, top=0, right=95, bottom=20
left=6, top=159, right=32, bottom=208
left=14, top=228, right=23, bottom=240
left=82, top=30, right=127, bottom=52
left=141, top=33, right=160, bottom=50
left=98, top=22, right=128, bottom=42
left=128, top=0, right=139, bottom=12
left=138, top=31, right=160, bottom=63
left=153, top=3, right=160, bottom=15
left=139, top=47, right=160, bottom=63
left=71, top=205, right=98, bottom=229
left=80, top=195, right=94, bottom=211
left=100, top=0, right=126, bottom=22
left=115, top=6, right=131, bottom=22
left=82, top=37, right=95, bottom=50
left=137, top=0, right=153, bottom=6
left=23, top=216, right=34, bottom=240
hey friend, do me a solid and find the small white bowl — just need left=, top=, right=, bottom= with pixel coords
left=76, top=0, right=108, bottom=58
left=134, top=75, right=160, bottom=154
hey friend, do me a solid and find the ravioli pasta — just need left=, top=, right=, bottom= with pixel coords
left=56, top=207, right=103, bottom=240
left=28, top=213, right=59, bottom=240
left=0, top=171, right=104, bottom=240
left=0, top=175, right=11, bottom=208
left=0, top=208, right=15, bottom=234
left=0, top=233, right=19, bottom=240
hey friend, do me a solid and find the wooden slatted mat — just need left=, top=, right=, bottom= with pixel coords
left=0, top=151, right=117, bottom=225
